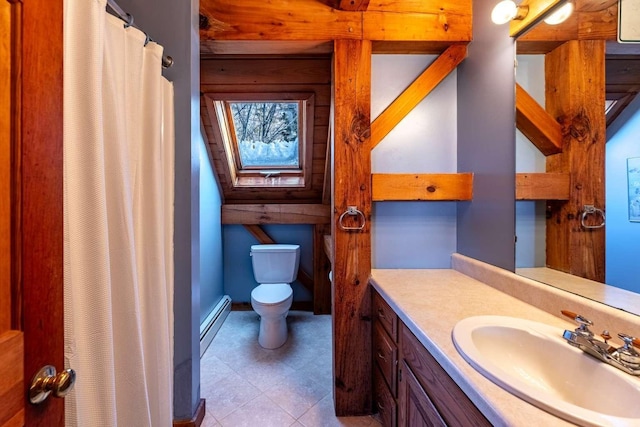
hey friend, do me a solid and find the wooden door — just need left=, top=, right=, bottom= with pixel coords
left=1, top=0, right=65, bottom=426
left=397, top=361, right=446, bottom=427
left=1, top=1, right=25, bottom=426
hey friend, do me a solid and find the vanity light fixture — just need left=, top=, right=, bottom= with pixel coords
left=491, top=0, right=529, bottom=25
left=543, top=1, right=573, bottom=25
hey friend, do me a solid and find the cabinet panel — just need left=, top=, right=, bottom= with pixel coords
left=373, top=321, right=397, bottom=397
left=400, top=324, right=491, bottom=426
left=373, top=291, right=398, bottom=341
left=398, top=360, right=446, bottom=427
left=374, top=366, right=397, bottom=427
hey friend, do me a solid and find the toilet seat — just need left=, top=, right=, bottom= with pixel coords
left=251, top=283, right=292, bottom=305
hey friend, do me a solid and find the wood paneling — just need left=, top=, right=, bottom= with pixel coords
left=0, top=331, right=24, bottom=427
left=370, top=44, right=467, bottom=150
left=1, top=0, right=11, bottom=332
left=201, top=57, right=331, bottom=205
left=332, top=39, right=372, bottom=416
left=201, top=58, right=331, bottom=85
left=515, top=173, right=570, bottom=200
left=372, top=173, right=473, bottom=201
left=545, top=40, right=606, bottom=282
left=515, top=83, right=563, bottom=155
left=221, top=204, right=331, bottom=224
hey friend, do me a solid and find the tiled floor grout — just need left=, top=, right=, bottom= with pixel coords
left=200, top=310, right=381, bottom=427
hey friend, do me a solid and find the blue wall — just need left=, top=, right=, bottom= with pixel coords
left=515, top=55, right=547, bottom=268
left=606, top=97, right=640, bottom=293
left=223, top=225, right=313, bottom=303
left=199, top=128, right=224, bottom=323
left=370, top=55, right=458, bottom=268
left=456, top=0, right=516, bottom=271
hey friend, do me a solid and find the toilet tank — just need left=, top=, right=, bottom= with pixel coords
left=250, top=244, right=300, bottom=284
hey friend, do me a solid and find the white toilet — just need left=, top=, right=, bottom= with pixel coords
left=250, top=244, right=300, bottom=349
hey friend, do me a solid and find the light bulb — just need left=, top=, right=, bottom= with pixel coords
left=544, top=2, right=574, bottom=25
left=491, top=0, right=518, bottom=25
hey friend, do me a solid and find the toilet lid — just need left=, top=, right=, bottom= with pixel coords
left=251, top=283, right=292, bottom=305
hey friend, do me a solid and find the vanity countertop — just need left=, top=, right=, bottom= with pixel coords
left=370, top=268, right=578, bottom=427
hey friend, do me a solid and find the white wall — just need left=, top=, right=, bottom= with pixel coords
left=515, top=55, right=547, bottom=267
left=371, top=55, right=458, bottom=268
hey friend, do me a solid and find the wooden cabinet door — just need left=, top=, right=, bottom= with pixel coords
left=398, top=360, right=446, bottom=427
left=1, top=0, right=65, bottom=426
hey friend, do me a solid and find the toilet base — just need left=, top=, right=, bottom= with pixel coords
left=257, top=314, right=288, bottom=349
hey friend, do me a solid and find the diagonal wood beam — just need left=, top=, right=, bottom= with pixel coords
left=243, top=225, right=314, bottom=291
left=370, top=44, right=467, bottom=150
left=509, top=0, right=565, bottom=38
left=516, top=83, right=563, bottom=156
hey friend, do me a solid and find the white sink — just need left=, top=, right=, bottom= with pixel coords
left=452, top=315, right=640, bottom=427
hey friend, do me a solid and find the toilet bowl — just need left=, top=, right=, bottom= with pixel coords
left=250, top=244, right=300, bottom=349
left=251, top=283, right=293, bottom=348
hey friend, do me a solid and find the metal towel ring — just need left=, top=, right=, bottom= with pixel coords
left=581, top=205, right=605, bottom=229
left=338, top=206, right=366, bottom=231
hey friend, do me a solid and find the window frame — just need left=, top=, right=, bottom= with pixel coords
left=205, top=92, right=315, bottom=189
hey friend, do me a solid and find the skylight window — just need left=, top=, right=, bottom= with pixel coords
left=230, top=102, right=300, bottom=168
left=205, top=92, right=314, bottom=188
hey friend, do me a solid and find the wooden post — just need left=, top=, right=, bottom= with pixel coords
left=332, top=39, right=372, bottom=416
left=545, top=40, right=606, bottom=282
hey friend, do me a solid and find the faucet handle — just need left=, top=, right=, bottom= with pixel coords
left=617, top=333, right=640, bottom=368
left=561, top=310, right=594, bottom=336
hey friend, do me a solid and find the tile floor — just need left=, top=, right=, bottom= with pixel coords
left=200, top=310, right=382, bottom=427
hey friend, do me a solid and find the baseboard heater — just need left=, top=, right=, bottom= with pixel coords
left=199, top=295, right=232, bottom=357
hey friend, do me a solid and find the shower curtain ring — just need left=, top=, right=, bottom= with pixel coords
left=124, top=13, right=134, bottom=28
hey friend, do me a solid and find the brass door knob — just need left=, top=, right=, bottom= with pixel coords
left=29, top=365, right=76, bottom=404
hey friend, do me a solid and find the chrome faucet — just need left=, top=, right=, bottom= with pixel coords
left=561, top=310, right=640, bottom=376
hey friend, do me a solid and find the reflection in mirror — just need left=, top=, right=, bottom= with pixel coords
left=514, top=4, right=640, bottom=316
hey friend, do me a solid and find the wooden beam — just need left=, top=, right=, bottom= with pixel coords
left=515, top=83, right=563, bottom=156
left=332, top=39, right=372, bottom=416
left=372, top=173, right=473, bottom=201
left=242, top=225, right=314, bottom=292
left=221, top=204, right=331, bottom=224
left=515, top=173, right=570, bottom=200
left=370, top=44, right=467, bottom=150
left=517, top=1, right=617, bottom=53
left=363, top=11, right=472, bottom=42
left=337, top=0, right=370, bottom=12
left=313, top=224, right=331, bottom=315
left=545, top=40, right=606, bottom=282
left=200, top=0, right=472, bottom=43
left=509, top=0, right=565, bottom=38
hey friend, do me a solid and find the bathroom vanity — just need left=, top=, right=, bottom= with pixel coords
left=369, top=254, right=640, bottom=427
left=372, top=290, right=490, bottom=426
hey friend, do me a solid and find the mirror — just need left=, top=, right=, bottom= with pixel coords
left=514, top=2, right=640, bottom=316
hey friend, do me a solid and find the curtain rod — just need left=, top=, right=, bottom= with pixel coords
left=106, top=0, right=174, bottom=69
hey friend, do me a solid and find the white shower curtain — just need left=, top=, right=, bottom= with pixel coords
left=63, top=0, right=174, bottom=426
